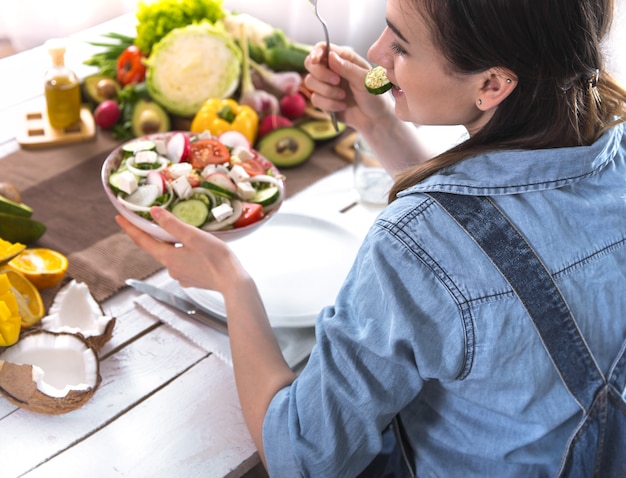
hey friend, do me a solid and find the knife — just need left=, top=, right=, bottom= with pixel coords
left=125, top=279, right=228, bottom=335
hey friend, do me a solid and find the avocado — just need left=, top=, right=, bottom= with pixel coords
left=0, top=213, right=46, bottom=244
left=256, top=127, right=315, bottom=168
left=131, top=99, right=171, bottom=137
left=0, top=196, right=33, bottom=218
left=299, top=120, right=346, bottom=142
left=82, top=74, right=120, bottom=104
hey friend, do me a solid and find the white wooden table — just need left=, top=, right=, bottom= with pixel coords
left=0, top=160, right=380, bottom=478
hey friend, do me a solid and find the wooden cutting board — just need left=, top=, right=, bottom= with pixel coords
left=333, top=130, right=357, bottom=162
left=16, top=104, right=96, bottom=149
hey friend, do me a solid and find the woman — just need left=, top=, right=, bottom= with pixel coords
left=117, top=0, right=626, bottom=475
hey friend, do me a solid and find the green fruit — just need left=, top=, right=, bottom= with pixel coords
left=0, top=213, right=46, bottom=244
left=256, top=127, right=315, bottom=168
left=299, top=120, right=346, bottom=142
left=131, top=99, right=171, bottom=137
left=82, top=73, right=120, bottom=104
left=0, top=196, right=33, bottom=218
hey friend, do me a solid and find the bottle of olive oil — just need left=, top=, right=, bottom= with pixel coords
left=44, top=39, right=81, bottom=129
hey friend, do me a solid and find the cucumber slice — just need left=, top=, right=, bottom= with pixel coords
left=251, top=186, right=279, bottom=206
left=122, top=140, right=157, bottom=154
left=109, top=170, right=137, bottom=195
left=202, top=172, right=237, bottom=199
left=365, top=66, right=392, bottom=95
left=171, top=199, right=209, bottom=227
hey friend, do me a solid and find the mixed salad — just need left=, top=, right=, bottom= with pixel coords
left=107, top=131, right=284, bottom=232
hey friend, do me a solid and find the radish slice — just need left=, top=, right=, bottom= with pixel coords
left=126, top=184, right=161, bottom=207
left=117, top=183, right=173, bottom=212
left=204, top=172, right=237, bottom=195
left=166, top=132, right=191, bottom=163
left=218, top=131, right=251, bottom=151
left=146, top=171, right=166, bottom=195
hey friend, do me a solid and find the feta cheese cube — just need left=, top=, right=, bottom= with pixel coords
left=168, top=162, right=193, bottom=179
left=231, top=146, right=254, bottom=161
left=237, top=181, right=256, bottom=200
left=134, top=150, right=159, bottom=164
left=229, top=164, right=250, bottom=183
left=211, top=203, right=234, bottom=222
left=116, top=170, right=138, bottom=195
left=154, top=139, right=168, bottom=156
left=172, top=175, right=192, bottom=199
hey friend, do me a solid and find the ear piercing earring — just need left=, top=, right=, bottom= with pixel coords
left=477, top=99, right=483, bottom=106
left=506, top=79, right=512, bottom=84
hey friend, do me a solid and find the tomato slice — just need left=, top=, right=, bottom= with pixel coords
left=239, top=158, right=266, bottom=177
left=233, top=202, right=264, bottom=228
left=188, top=139, right=231, bottom=169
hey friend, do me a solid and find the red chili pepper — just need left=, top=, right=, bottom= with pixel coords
left=116, top=45, right=147, bottom=86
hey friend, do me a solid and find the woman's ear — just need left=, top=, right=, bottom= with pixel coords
left=475, top=68, right=518, bottom=111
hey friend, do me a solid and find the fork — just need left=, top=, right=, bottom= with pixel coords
left=308, top=0, right=340, bottom=132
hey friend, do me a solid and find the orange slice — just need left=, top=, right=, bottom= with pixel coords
left=0, top=268, right=45, bottom=328
left=8, top=248, right=69, bottom=290
left=0, top=238, right=26, bottom=266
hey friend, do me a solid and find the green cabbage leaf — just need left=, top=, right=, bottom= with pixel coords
left=145, top=23, right=242, bottom=117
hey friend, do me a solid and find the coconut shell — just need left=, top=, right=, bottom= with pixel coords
left=80, top=315, right=116, bottom=351
left=40, top=280, right=116, bottom=351
left=0, top=331, right=101, bottom=414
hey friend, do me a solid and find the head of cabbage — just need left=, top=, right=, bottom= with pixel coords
left=146, top=22, right=241, bottom=117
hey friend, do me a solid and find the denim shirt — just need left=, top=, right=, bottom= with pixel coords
left=263, top=123, right=626, bottom=477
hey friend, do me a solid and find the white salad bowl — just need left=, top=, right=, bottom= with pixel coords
left=101, top=131, right=285, bottom=243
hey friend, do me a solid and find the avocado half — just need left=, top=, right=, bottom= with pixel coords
left=256, top=127, right=315, bottom=168
left=298, top=120, right=346, bottom=142
left=131, top=99, right=171, bottom=137
left=82, top=74, right=120, bottom=104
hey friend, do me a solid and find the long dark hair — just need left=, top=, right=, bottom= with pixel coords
left=389, top=0, right=626, bottom=201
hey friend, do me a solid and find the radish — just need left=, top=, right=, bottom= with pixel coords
left=146, top=170, right=166, bottom=195
left=280, top=92, right=307, bottom=120
left=258, top=114, right=292, bottom=139
left=218, top=131, right=251, bottom=152
left=94, top=100, right=121, bottom=129
left=166, top=132, right=190, bottom=163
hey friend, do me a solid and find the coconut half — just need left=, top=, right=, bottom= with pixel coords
left=0, top=330, right=101, bottom=414
left=40, top=280, right=115, bottom=351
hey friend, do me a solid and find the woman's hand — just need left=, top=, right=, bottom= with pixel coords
left=116, top=207, right=246, bottom=296
left=117, top=207, right=296, bottom=467
left=305, top=43, right=431, bottom=173
left=304, top=43, right=394, bottom=135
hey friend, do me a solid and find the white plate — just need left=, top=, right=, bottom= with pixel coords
left=183, top=212, right=362, bottom=328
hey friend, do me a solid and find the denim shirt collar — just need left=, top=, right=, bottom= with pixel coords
left=400, top=122, right=625, bottom=197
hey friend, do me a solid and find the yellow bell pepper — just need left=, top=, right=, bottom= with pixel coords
left=0, top=273, right=21, bottom=346
left=190, top=98, right=259, bottom=145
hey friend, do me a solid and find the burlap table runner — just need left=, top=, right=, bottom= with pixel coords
left=1, top=132, right=351, bottom=305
